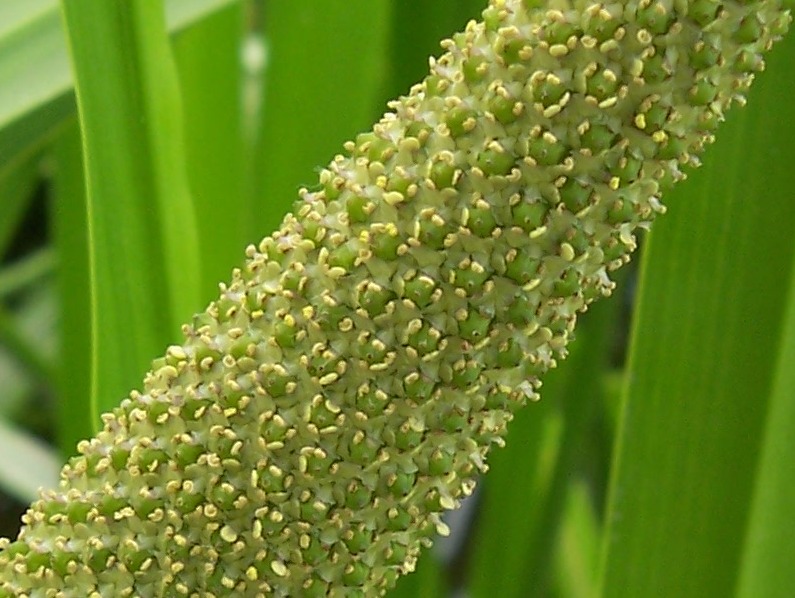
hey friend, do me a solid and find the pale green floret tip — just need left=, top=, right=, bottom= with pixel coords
left=0, top=0, right=789, bottom=596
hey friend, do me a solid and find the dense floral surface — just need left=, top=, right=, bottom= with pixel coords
left=0, top=0, right=788, bottom=596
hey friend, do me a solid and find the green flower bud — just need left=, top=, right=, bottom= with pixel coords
left=0, top=0, right=789, bottom=596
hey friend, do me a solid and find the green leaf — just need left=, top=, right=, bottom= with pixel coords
left=50, top=120, right=93, bottom=455
left=0, top=417, right=59, bottom=503
left=599, top=35, right=795, bottom=598
left=0, top=273, right=57, bottom=420
left=0, top=0, right=239, bottom=166
left=0, top=303, right=54, bottom=391
left=0, top=250, right=54, bottom=300
left=0, top=1, right=73, bottom=166
left=380, top=0, right=483, bottom=104
left=554, top=480, right=600, bottom=598
left=468, top=289, right=620, bottom=598
left=60, top=0, right=200, bottom=424
left=0, top=250, right=57, bottom=398
left=389, top=550, right=446, bottom=598
left=736, top=236, right=795, bottom=596
left=163, top=0, right=239, bottom=31
left=172, top=2, right=249, bottom=299
left=0, top=154, right=40, bottom=262
left=252, top=0, right=392, bottom=236
left=469, top=394, right=564, bottom=597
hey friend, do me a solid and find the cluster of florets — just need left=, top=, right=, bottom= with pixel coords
left=0, top=0, right=788, bottom=596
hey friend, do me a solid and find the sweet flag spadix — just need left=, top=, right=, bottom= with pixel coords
left=0, top=0, right=789, bottom=596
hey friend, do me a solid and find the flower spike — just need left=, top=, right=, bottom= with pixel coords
left=0, top=0, right=789, bottom=596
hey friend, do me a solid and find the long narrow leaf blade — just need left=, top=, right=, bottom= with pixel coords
left=60, top=0, right=200, bottom=423
left=0, top=418, right=59, bottom=504
left=172, top=2, right=248, bottom=298
left=253, top=0, right=391, bottom=236
left=468, top=291, right=620, bottom=598
left=0, top=3, right=72, bottom=163
left=0, top=0, right=239, bottom=166
left=737, top=232, right=795, bottom=596
left=600, top=37, right=795, bottom=597
left=50, top=119, right=93, bottom=455
left=0, top=154, right=39, bottom=260
left=381, top=0, right=483, bottom=102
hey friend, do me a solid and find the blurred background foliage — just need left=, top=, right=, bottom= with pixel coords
left=1, top=1, right=794, bottom=596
